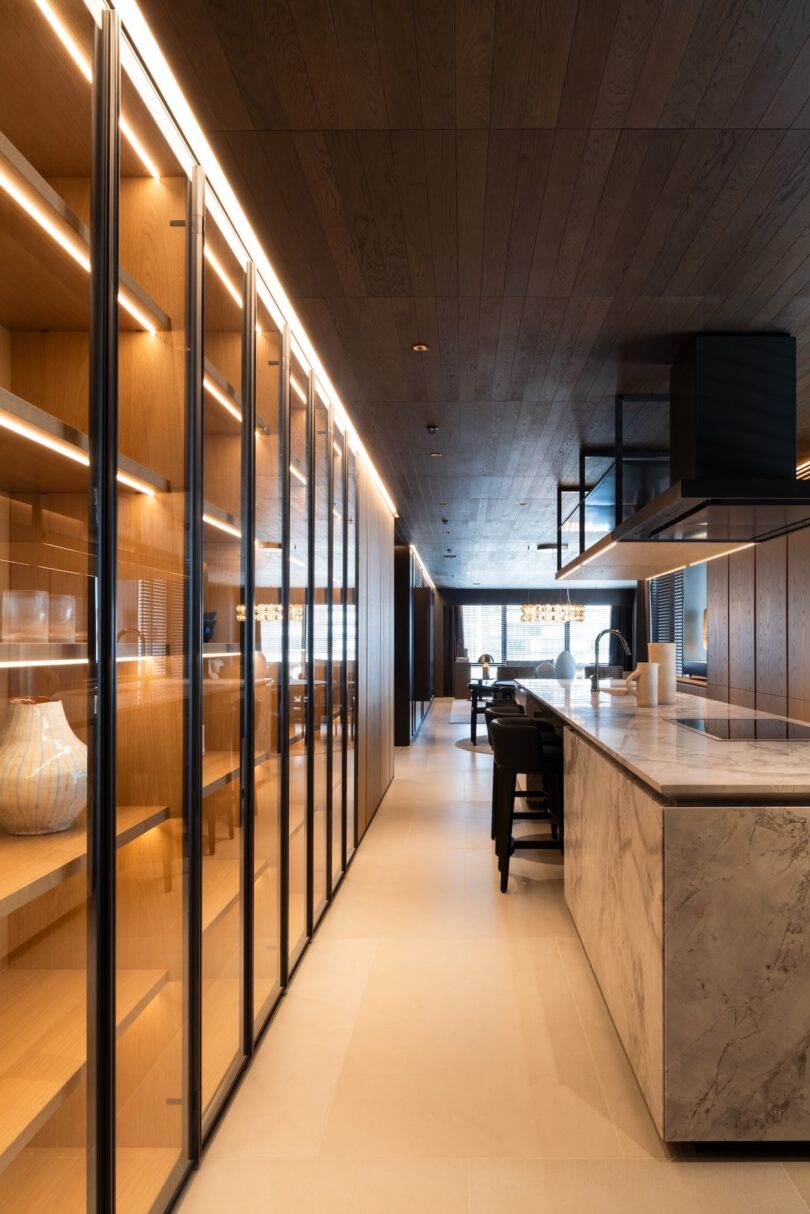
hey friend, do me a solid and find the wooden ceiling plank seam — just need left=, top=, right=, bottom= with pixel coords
left=158, top=0, right=258, bottom=131
left=370, top=0, right=422, bottom=129
left=656, top=0, right=743, bottom=128
left=357, top=132, right=414, bottom=296
left=328, top=0, right=389, bottom=128
left=290, top=129, right=368, bottom=297
left=506, top=296, right=549, bottom=399
left=390, top=130, right=437, bottom=296
left=663, top=127, right=787, bottom=297
left=423, top=130, right=459, bottom=294
left=245, top=0, right=322, bottom=129
left=725, top=2, right=810, bottom=128
left=760, top=33, right=810, bottom=128
left=454, top=0, right=495, bottom=129
left=691, top=0, right=789, bottom=129
left=548, top=127, right=622, bottom=297
left=640, top=126, right=753, bottom=296
left=538, top=296, right=596, bottom=402
left=256, top=129, right=348, bottom=298
left=473, top=296, right=503, bottom=400
left=413, top=0, right=456, bottom=129
left=288, top=0, right=356, bottom=128
left=457, top=295, right=481, bottom=401
left=491, top=295, right=527, bottom=402
left=590, top=0, right=662, bottom=130
left=699, top=136, right=810, bottom=298
left=572, top=128, right=654, bottom=296
left=489, top=0, right=539, bottom=129
left=455, top=129, right=489, bottom=297
left=743, top=217, right=810, bottom=303
left=502, top=130, right=555, bottom=298
left=568, top=295, right=638, bottom=400
left=523, top=0, right=580, bottom=128
left=322, top=128, right=389, bottom=295
left=523, top=297, right=568, bottom=401
left=436, top=296, right=460, bottom=401
left=201, top=0, right=288, bottom=130
left=480, top=129, right=523, bottom=296
left=552, top=297, right=616, bottom=401
left=624, top=0, right=705, bottom=128
left=557, top=0, right=623, bottom=129
left=526, top=128, right=589, bottom=296
left=617, top=128, right=721, bottom=297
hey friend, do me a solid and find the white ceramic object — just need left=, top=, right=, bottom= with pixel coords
left=0, top=698, right=87, bottom=834
left=554, top=650, right=577, bottom=680
left=647, top=642, right=676, bottom=705
left=625, top=662, right=659, bottom=707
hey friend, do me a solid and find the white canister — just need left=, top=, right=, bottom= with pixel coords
left=647, top=642, right=676, bottom=705
left=625, top=662, right=659, bottom=707
left=0, top=698, right=87, bottom=834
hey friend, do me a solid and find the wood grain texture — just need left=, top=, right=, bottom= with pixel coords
left=134, top=0, right=810, bottom=587
left=728, top=545, right=756, bottom=694
left=755, top=534, right=787, bottom=698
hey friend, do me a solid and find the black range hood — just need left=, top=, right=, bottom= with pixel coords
left=558, top=333, right=810, bottom=582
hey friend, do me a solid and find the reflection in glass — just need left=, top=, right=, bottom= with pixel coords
left=253, top=291, right=282, bottom=1026
left=114, top=42, right=190, bottom=1209
left=331, top=428, right=345, bottom=889
left=288, top=352, right=310, bottom=965
left=0, top=3, right=94, bottom=1208
left=201, top=207, right=246, bottom=1126
left=345, top=448, right=357, bottom=860
left=312, top=392, right=329, bottom=923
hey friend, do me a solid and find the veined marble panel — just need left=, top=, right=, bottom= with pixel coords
left=665, top=804, right=810, bottom=1140
left=563, top=729, right=664, bottom=1133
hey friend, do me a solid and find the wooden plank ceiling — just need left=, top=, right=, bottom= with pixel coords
left=139, top=0, right=810, bottom=588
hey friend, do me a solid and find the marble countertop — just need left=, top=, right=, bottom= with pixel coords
left=514, top=679, right=810, bottom=801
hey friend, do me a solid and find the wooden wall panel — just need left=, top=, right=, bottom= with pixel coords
left=755, top=535, right=787, bottom=707
left=788, top=528, right=810, bottom=703
left=706, top=554, right=729, bottom=701
left=357, top=462, right=394, bottom=839
left=727, top=545, right=756, bottom=695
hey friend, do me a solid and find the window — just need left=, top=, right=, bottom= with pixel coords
left=461, top=603, right=618, bottom=671
left=651, top=570, right=684, bottom=673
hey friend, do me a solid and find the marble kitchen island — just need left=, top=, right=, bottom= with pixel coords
left=514, top=679, right=810, bottom=1144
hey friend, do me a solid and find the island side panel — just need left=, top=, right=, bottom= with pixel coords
left=664, top=803, right=810, bottom=1141
left=563, top=728, right=665, bottom=1133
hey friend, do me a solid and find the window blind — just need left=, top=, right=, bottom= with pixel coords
left=651, top=570, right=684, bottom=674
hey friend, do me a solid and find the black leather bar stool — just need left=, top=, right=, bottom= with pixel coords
left=490, top=716, right=564, bottom=892
left=469, top=680, right=515, bottom=745
left=486, top=709, right=557, bottom=839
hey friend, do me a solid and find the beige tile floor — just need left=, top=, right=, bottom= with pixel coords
left=179, top=698, right=810, bottom=1213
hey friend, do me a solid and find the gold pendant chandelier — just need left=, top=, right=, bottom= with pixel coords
left=519, top=602, right=585, bottom=624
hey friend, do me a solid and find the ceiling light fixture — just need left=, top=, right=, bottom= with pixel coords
left=425, top=423, right=438, bottom=434
left=430, top=451, right=442, bottom=458
left=520, top=602, right=585, bottom=624
left=411, top=342, right=429, bottom=352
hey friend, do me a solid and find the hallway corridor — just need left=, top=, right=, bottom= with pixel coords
left=179, top=700, right=809, bottom=1214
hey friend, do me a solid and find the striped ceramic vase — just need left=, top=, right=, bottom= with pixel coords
left=0, top=698, right=87, bottom=835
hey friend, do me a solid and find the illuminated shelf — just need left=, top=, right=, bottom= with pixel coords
left=202, top=749, right=270, bottom=798
left=0, top=804, right=170, bottom=917
left=0, top=967, right=168, bottom=1167
left=0, top=385, right=171, bottom=497
left=202, top=854, right=269, bottom=935
left=0, top=1145, right=180, bottom=1213
left=0, top=129, right=170, bottom=333
left=0, top=642, right=173, bottom=669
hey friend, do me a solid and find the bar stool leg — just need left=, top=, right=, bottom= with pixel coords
left=495, top=769, right=515, bottom=880
left=490, top=762, right=499, bottom=841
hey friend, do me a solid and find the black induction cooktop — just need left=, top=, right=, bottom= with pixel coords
left=673, top=717, right=810, bottom=741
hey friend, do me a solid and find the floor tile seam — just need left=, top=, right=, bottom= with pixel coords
left=554, top=936, right=627, bottom=1160
left=313, top=934, right=382, bottom=1157
left=781, top=1162, right=810, bottom=1212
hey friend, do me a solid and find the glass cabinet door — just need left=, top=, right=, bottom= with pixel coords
left=201, top=203, right=246, bottom=1126
left=312, top=390, right=329, bottom=924
left=345, top=447, right=357, bottom=861
left=287, top=347, right=309, bottom=967
left=331, top=425, right=345, bottom=890
left=114, top=42, right=190, bottom=1212
left=0, top=2, right=95, bottom=1208
left=253, top=286, right=282, bottom=1028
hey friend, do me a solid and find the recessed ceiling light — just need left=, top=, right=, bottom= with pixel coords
left=425, top=423, right=438, bottom=434
left=412, top=342, right=429, bottom=352
left=439, top=501, right=447, bottom=507
left=519, top=501, right=527, bottom=507
left=430, top=451, right=442, bottom=458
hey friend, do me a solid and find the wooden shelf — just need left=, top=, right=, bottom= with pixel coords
left=202, top=854, right=269, bottom=934
left=202, top=749, right=271, bottom=798
left=0, top=967, right=168, bottom=1167
left=0, top=805, right=169, bottom=918
left=0, top=1145, right=181, bottom=1212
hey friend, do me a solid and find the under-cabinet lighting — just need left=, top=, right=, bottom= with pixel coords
left=0, top=407, right=156, bottom=494
left=203, top=374, right=242, bottom=422
left=688, top=543, right=756, bottom=569
left=559, top=540, right=618, bottom=577
left=290, top=375, right=307, bottom=404
left=0, top=169, right=91, bottom=271
left=34, top=0, right=161, bottom=179
left=106, top=0, right=399, bottom=519
left=0, top=657, right=88, bottom=670
left=203, top=512, right=241, bottom=538
left=289, top=464, right=306, bottom=486
left=647, top=564, right=687, bottom=582
left=118, top=291, right=158, bottom=333
left=204, top=245, right=242, bottom=309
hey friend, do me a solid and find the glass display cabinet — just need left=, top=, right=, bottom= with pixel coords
left=0, top=3, right=360, bottom=1209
